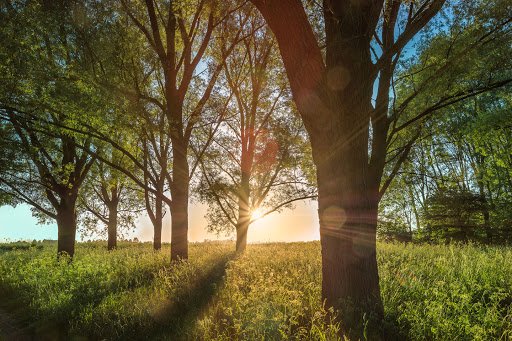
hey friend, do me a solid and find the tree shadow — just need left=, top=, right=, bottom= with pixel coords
left=146, top=253, right=234, bottom=340
left=1, top=271, right=163, bottom=341
left=1, top=248, right=235, bottom=341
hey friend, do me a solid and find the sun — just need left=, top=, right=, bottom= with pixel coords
left=250, top=207, right=265, bottom=221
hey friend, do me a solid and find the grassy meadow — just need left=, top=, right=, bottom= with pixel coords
left=0, top=241, right=511, bottom=340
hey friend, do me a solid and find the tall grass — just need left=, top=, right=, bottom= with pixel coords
left=380, top=242, right=512, bottom=340
left=0, top=241, right=511, bottom=340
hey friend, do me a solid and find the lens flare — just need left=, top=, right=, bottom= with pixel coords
left=250, top=208, right=265, bottom=221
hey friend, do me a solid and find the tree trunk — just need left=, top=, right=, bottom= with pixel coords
left=107, top=203, right=118, bottom=251
left=474, top=178, right=492, bottom=243
left=314, top=128, right=383, bottom=331
left=235, top=219, right=249, bottom=254
left=236, top=170, right=251, bottom=254
left=170, top=143, right=189, bottom=260
left=56, top=197, right=77, bottom=259
left=154, top=196, right=163, bottom=251
left=170, top=189, right=188, bottom=260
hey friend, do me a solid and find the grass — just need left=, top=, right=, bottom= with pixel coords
left=0, top=241, right=511, bottom=340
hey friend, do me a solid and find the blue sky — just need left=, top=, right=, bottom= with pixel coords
left=0, top=204, right=60, bottom=242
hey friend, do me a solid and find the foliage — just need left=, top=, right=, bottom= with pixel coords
left=196, top=12, right=316, bottom=237
left=420, top=188, right=487, bottom=243
left=0, top=0, right=102, bottom=225
left=379, top=0, right=512, bottom=245
left=0, top=241, right=42, bottom=252
left=1, top=241, right=511, bottom=340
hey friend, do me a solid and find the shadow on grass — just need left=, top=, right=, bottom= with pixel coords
left=70, top=252, right=235, bottom=341
left=148, top=253, right=235, bottom=340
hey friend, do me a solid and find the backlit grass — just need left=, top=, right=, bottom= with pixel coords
left=0, top=241, right=511, bottom=340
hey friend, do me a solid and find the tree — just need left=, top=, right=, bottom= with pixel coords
left=0, top=109, right=97, bottom=258
left=421, top=188, right=486, bottom=242
left=246, top=0, right=512, bottom=334
left=78, top=149, right=143, bottom=250
left=68, top=1, right=173, bottom=251
left=197, top=15, right=316, bottom=253
left=0, top=0, right=102, bottom=258
left=383, top=88, right=512, bottom=244
left=119, top=0, right=251, bottom=260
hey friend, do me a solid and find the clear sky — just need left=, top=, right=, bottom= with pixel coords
left=0, top=200, right=320, bottom=243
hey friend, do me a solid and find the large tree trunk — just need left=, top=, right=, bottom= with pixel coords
left=170, top=141, right=189, bottom=260
left=248, top=0, right=384, bottom=335
left=56, top=197, right=77, bottom=259
left=107, top=202, right=118, bottom=251
left=315, top=136, right=383, bottom=327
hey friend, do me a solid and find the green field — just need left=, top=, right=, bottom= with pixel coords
left=0, top=241, right=511, bottom=340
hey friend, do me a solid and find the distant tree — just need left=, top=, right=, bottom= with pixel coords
left=197, top=13, right=316, bottom=254
left=383, top=88, right=512, bottom=244
left=111, top=0, right=252, bottom=260
left=420, top=188, right=486, bottom=242
left=377, top=181, right=416, bottom=242
left=78, top=150, right=143, bottom=250
left=66, top=1, right=173, bottom=251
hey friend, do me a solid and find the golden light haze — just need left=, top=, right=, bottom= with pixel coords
left=135, top=200, right=319, bottom=243
left=0, top=201, right=319, bottom=243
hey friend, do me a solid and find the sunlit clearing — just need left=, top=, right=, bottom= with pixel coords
left=250, top=208, right=265, bottom=221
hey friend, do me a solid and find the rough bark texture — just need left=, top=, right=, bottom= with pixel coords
left=56, top=197, right=77, bottom=259
left=107, top=202, right=118, bottom=251
left=315, top=138, right=383, bottom=320
left=170, top=141, right=189, bottom=260
left=153, top=196, right=163, bottom=251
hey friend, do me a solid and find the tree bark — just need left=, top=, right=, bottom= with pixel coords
left=236, top=218, right=249, bottom=255
left=314, top=116, right=383, bottom=328
left=56, top=196, right=77, bottom=259
left=170, top=140, right=189, bottom=260
left=314, top=113, right=384, bottom=333
left=107, top=202, right=118, bottom=251
left=236, top=162, right=252, bottom=255
left=153, top=196, right=163, bottom=251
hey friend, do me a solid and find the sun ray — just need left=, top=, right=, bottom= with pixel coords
left=250, top=207, right=265, bottom=221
